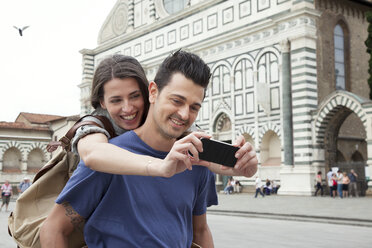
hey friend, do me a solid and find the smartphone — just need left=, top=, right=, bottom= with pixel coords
left=198, top=138, right=239, bottom=167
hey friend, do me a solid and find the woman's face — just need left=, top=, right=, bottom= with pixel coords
left=100, top=78, right=145, bottom=130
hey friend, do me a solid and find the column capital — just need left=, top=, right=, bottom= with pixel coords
left=280, top=39, right=290, bottom=53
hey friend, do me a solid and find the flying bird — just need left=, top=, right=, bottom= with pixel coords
left=13, top=26, right=30, bottom=36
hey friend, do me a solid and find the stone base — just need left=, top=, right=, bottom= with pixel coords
left=278, top=165, right=315, bottom=196
left=366, top=181, right=372, bottom=196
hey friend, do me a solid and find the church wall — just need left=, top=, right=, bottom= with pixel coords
left=78, top=0, right=372, bottom=194
left=315, top=0, right=371, bottom=103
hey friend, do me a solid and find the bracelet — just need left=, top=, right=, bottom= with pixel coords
left=146, top=160, right=152, bottom=176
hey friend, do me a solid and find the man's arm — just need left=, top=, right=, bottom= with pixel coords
left=192, top=214, right=214, bottom=248
left=40, top=202, right=85, bottom=248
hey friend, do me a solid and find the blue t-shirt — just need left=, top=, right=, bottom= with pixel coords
left=348, top=173, right=357, bottom=182
left=56, top=131, right=218, bottom=248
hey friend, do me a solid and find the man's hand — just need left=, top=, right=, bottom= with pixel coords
left=159, top=132, right=211, bottom=178
left=211, top=135, right=258, bottom=178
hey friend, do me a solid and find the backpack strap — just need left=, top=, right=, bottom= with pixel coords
left=94, top=115, right=117, bottom=138
left=46, top=115, right=116, bottom=152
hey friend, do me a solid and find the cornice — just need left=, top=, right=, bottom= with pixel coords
left=81, top=0, right=224, bottom=55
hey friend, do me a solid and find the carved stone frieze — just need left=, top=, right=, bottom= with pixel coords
left=98, top=0, right=129, bottom=45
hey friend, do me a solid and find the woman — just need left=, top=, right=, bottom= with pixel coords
left=332, top=173, right=338, bottom=198
left=1, top=180, right=12, bottom=212
left=73, top=54, right=257, bottom=178
left=314, top=171, right=323, bottom=196
left=342, top=172, right=350, bottom=198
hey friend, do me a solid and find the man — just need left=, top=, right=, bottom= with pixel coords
left=254, top=176, right=264, bottom=198
left=18, top=177, right=31, bottom=193
left=41, top=51, right=224, bottom=247
left=336, top=170, right=343, bottom=198
left=327, top=168, right=333, bottom=197
left=348, top=169, right=359, bottom=197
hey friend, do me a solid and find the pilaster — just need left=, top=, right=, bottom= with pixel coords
left=280, top=39, right=294, bottom=167
left=79, top=50, right=95, bottom=116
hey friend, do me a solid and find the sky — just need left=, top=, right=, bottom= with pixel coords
left=0, top=0, right=117, bottom=122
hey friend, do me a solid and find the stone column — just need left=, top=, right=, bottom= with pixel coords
left=127, top=0, right=134, bottom=32
left=21, top=161, right=27, bottom=172
left=149, top=0, right=156, bottom=23
left=279, top=34, right=317, bottom=195
left=78, top=50, right=95, bottom=116
left=281, top=39, right=294, bottom=167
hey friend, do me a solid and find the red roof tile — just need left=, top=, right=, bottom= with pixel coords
left=16, top=112, right=65, bottom=124
left=0, top=121, right=50, bottom=131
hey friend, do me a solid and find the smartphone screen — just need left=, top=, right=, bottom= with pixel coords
left=198, top=138, right=239, bottom=167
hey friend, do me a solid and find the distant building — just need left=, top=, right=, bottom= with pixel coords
left=0, top=113, right=79, bottom=184
left=72, top=0, right=370, bottom=195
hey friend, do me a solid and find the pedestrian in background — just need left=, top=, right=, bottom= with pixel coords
left=331, top=173, right=338, bottom=198
left=254, top=176, right=264, bottom=198
left=233, top=178, right=242, bottom=193
left=336, top=170, right=343, bottom=198
left=314, top=171, right=324, bottom=196
left=327, top=168, right=333, bottom=197
left=272, top=180, right=280, bottom=194
left=18, top=177, right=31, bottom=194
left=224, top=177, right=234, bottom=194
left=348, top=169, right=359, bottom=197
left=342, top=172, right=350, bottom=198
left=1, top=180, right=12, bottom=212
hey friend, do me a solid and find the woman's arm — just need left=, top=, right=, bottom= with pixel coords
left=77, top=131, right=212, bottom=177
left=78, top=127, right=257, bottom=178
left=78, top=132, right=159, bottom=176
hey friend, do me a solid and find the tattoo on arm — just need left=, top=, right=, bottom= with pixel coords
left=61, top=202, right=85, bottom=231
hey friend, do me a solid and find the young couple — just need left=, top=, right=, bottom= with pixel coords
left=40, top=50, right=257, bottom=247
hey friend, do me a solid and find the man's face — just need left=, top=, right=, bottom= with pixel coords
left=150, top=72, right=204, bottom=140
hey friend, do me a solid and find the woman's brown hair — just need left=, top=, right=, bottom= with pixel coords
left=90, top=55, right=149, bottom=126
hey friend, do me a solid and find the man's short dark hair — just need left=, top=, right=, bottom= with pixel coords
left=154, top=50, right=211, bottom=92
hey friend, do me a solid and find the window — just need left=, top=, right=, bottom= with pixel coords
left=257, top=52, right=280, bottom=111
left=212, top=65, right=230, bottom=95
left=334, top=24, right=345, bottom=90
left=257, top=52, right=278, bottom=84
left=163, top=0, right=188, bottom=14
left=234, top=59, right=254, bottom=90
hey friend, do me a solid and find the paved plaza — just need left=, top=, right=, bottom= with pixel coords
left=1, top=194, right=371, bottom=247
left=209, top=193, right=372, bottom=226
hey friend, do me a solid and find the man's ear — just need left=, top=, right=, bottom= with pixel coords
left=148, top=81, right=158, bottom=103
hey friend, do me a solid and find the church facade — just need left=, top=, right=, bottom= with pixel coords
left=77, top=0, right=372, bottom=195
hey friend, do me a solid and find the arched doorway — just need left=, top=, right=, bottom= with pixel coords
left=27, top=148, right=45, bottom=173
left=260, top=130, right=281, bottom=166
left=335, top=113, right=367, bottom=195
left=242, top=133, right=255, bottom=150
left=315, top=92, right=370, bottom=196
left=213, top=113, right=232, bottom=189
left=3, top=147, right=22, bottom=173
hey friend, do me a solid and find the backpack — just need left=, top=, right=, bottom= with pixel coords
left=8, top=115, right=116, bottom=248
